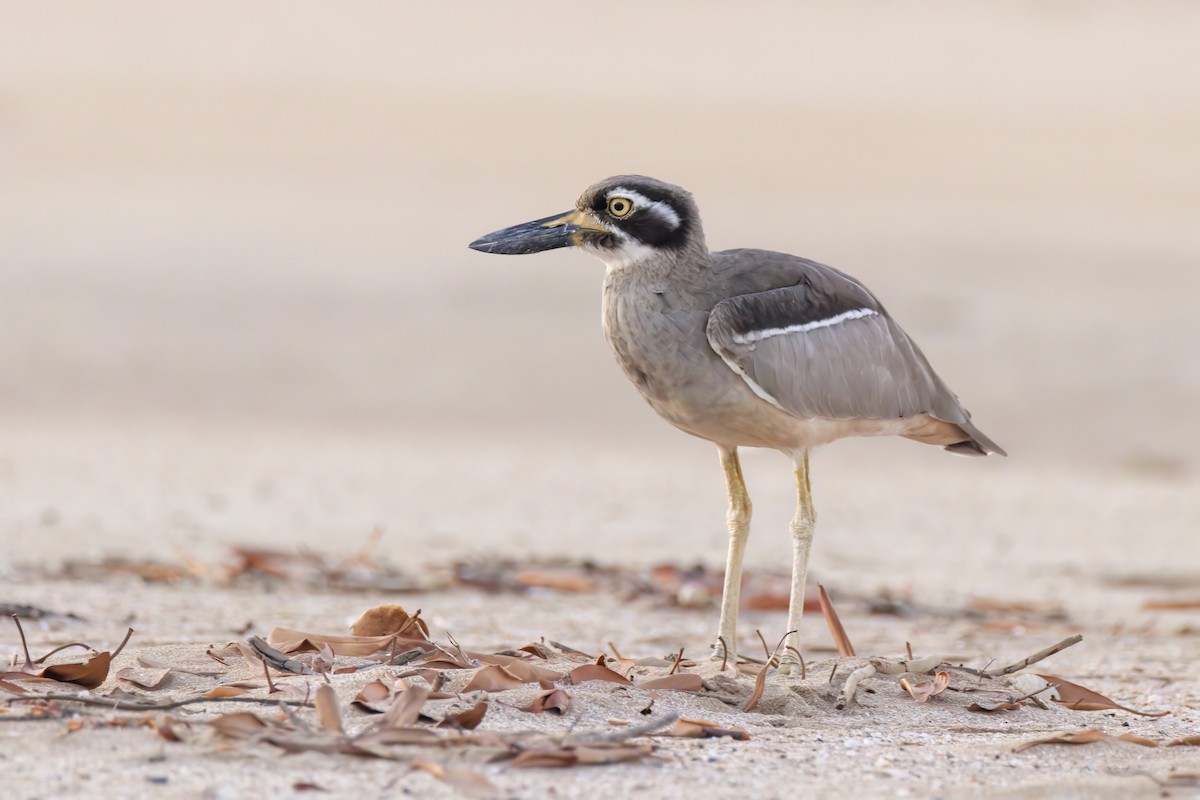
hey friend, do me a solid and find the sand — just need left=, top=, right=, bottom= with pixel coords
left=3, top=2, right=1200, bottom=797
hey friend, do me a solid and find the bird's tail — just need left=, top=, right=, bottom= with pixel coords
left=945, top=421, right=1007, bottom=457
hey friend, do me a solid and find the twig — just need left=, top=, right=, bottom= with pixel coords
left=716, top=637, right=728, bottom=672
left=835, top=663, right=876, bottom=710
left=608, top=642, right=622, bottom=661
left=568, top=713, right=680, bottom=744
left=982, top=634, right=1082, bottom=677
left=111, top=628, right=135, bottom=659
left=667, top=647, right=684, bottom=676
left=10, top=616, right=34, bottom=670
left=7, top=694, right=315, bottom=712
left=755, top=629, right=771, bottom=661
left=818, top=585, right=856, bottom=657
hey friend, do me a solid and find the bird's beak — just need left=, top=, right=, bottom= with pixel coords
left=468, top=210, right=606, bottom=255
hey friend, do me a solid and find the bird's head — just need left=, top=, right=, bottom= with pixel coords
left=468, top=175, right=703, bottom=270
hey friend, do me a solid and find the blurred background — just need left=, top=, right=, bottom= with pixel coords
left=1, top=2, right=1197, bottom=595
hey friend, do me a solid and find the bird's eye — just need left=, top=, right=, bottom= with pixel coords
left=607, top=196, right=634, bottom=218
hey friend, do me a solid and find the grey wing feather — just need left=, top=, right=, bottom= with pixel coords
left=705, top=251, right=1005, bottom=455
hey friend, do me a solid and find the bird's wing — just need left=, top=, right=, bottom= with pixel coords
left=704, top=251, right=970, bottom=425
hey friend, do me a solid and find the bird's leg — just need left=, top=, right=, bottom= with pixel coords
left=712, top=445, right=751, bottom=667
left=778, top=450, right=815, bottom=676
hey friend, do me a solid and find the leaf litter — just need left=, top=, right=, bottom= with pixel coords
left=4, top=580, right=1193, bottom=794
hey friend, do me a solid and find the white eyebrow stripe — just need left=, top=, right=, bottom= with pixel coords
left=608, top=187, right=682, bottom=229
left=730, top=307, right=878, bottom=344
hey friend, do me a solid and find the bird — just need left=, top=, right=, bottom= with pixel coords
left=468, top=175, right=1004, bottom=673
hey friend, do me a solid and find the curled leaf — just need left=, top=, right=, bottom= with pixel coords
left=661, top=718, right=750, bottom=740
left=1015, top=728, right=1159, bottom=751
left=463, top=665, right=530, bottom=692
left=1037, top=674, right=1170, bottom=717
left=520, top=688, right=571, bottom=715
left=350, top=605, right=430, bottom=640
left=898, top=671, right=950, bottom=702
left=638, top=673, right=704, bottom=692
left=568, top=664, right=632, bottom=686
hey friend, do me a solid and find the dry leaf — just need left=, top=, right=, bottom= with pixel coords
left=520, top=688, right=571, bottom=715
left=471, top=653, right=563, bottom=683
left=516, top=570, right=598, bottom=593
left=1167, top=736, right=1200, bottom=746
left=267, top=627, right=430, bottom=657
left=510, top=743, right=654, bottom=768
left=383, top=683, right=431, bottom=728
left=350, top=605, right=430, bottom=640
left=743, top=662, right=772, bottom=712
left=1015, top=728, right=1159, bottom=751
left=153, top=715, right=190, bottom=742
left=662, top=718, right=750, bottom=740
left=1141, top=599, right=1200, bottom=611
left=818, top=584, right=855, bottom=657
left=205, top=685, right=251, bottom=698
left=436, top=698, right=488, bottom=730
left=412, top=760, right=497, bottom=799
left=968, top=700, right=1024, bottom=713
left=351, top=680, right=393, bottom=713
left=314, top=684, right=343, bottom=733
left=638, top=673, right=704, bottom=692
left=210, top=711, right=271, bottom=739
left=42, top=652, right=112, bottom=690
left=1037, top=674, right=1170, bottom=717
left=463, top=665, right=530, bottom=692
left=569, top=663, right=632, bottom=686
left=116, top=667, right=173, bottom=690
left=899, top=671, right=950, bottom=702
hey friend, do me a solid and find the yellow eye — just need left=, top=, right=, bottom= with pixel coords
left=607, top=196, right=634, bottom=218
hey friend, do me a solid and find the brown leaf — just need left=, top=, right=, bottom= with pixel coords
left=1015, top=728, right=1159, bottom=751
left=42, top=651, right=112, bottom=690
left=383, top=683, right=431, bottom=728
left=116, top=667, right=173, bottom=690
left=1141, top=599, right=1200, bottom=611
left=742, top=591, right=791, bottom=611
left=569, top=663, right=632, bottom=686
left=412, top=760, right=497, bottom=799
left=210, top=711, right=271, bottom=739
left=520, top=688, right=572, bottom=715
left=464, top=664, right=531, bottom=692
left=638, top=673, right=704, bottom=692
left=314, top=684, right=344, bottom=733
left=351, top=680, right=393, bottom=713
left=1167, top=735, right=1200, bottom=746
left=436, top=698, right=488, bottom=730
left=662, top=718, right=750, bottom=740
left=205, top=685, right=251, bottom=698
left=471, top=653, right=563, bottom=683
left=267, top=627, right=430, bottom=657
left=818, top=584, right=855, bottom=657
left=743, top=662, right=772, bottom=712
left=516, top=570, right=598, bottom=593
left=968, top=701, right=1024, bottom=713
left=510, top=744, right=655, bottom=768
left=898, top=671, right=950, bottom=702
left=1037, top=674, right=1170, bottom=717
left=153, top=715, right=190, bottom=742
left=350, top=604, right=430, bottom=640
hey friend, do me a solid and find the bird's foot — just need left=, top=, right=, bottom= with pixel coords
left=775, top=656, right=805, bottom=678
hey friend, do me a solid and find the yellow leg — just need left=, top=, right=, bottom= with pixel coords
left=712, top=445, right=751, bottom=666
left=779, top=450, right=815, bottom=676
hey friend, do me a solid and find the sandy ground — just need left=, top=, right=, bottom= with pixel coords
left=3, top=2, right=1200, bottom=797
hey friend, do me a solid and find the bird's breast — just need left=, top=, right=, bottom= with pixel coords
left=601, top=280, right=736, bottom=419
